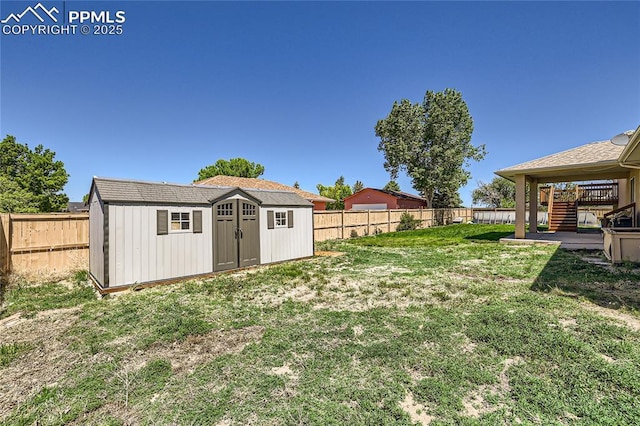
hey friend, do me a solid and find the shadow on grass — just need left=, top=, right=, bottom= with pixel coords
left=531, top=248, right=640, bottom=311
left=0, top=273, right=7, bottom=311
left=463, top=231, right=514, bottom=242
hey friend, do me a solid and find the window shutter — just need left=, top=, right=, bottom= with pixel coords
left=193, top=210, right=202, bottom=233
left=267, top=210, right=274, bottom=229
left=157, top=210, right=168, bottom=235
left=288, top=210, right=294, bottom=228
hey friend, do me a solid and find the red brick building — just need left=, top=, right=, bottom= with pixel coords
left=344, top=188, right=427, bottom=210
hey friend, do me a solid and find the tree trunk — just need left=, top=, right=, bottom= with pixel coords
left=425, top=188, right=434, bottom=209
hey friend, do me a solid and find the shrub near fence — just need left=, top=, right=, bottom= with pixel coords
left=313, top=208, right=473, bottom=242
left=0, top=213, right=89, bottom=277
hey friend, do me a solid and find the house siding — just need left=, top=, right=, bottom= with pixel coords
left=108, top=204, right=213, bottom=288
left=345, top=189, right=398, bottom=210
left=627, top=171, right=640, bottom=225
left=397, top=198, right=428, bottom=209
left=312, top=201, right=327, bottom=210
left=259, top=207, right=313, bottom=264
left=345, top=188, right=427, bottom=210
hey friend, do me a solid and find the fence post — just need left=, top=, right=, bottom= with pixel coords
left=388, top=210, right=391, bottom=233
left=367, top=210, right=371, bottom=235
left=341, top=210, right=345, bottom=240
left=0, top=214, right=9, bottom=274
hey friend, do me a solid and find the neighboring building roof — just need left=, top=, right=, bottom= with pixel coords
left=344, top=188, right=426, bottom=202
left=91, top=177, right=313, bottom=207
left=495, top=138, right=630, bottom=182
left=64, top=202, right=89, bottom=213
left=196, top=175, right=334, bottom=203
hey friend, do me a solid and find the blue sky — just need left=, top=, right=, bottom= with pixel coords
left=1, top=1, right=639, bottom=206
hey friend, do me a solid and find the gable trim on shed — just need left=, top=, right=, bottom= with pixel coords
left=208, top=187, right=263, bottom=206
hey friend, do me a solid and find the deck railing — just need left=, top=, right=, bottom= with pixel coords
left=540, top=183, right=618, bottom=206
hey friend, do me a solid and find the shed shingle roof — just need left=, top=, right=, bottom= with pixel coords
left=196, top=176, right=333, bottom=203
left=92, top=177, right=312, bottom=207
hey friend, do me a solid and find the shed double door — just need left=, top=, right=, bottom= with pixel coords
left=213, top=199, right=260, bottom=271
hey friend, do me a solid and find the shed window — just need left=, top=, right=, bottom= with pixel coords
left=193, top=210, right=203, bottom=233
left=243, top=203, right=256, bottom=216
left=217, top=203, right=233, bottom=216
left=157, top=210, right=168, bottom=235
left=171, top=212, right=190, bottom=231
left=275, top=211, right=287, bottom=227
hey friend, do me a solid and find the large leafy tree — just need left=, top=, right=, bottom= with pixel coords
left=433, top=188, right=463, bottom=208
left=0, top=135, right=69, bottom=213
left=317, top=176, right=353, bottom=210
left=383, top=180, right=400, bottom=192
left=472, top=177, right=516, bottom=208
left=196, top=158, right=265, bottom=181
left=375, top=88, right=485, bottom=208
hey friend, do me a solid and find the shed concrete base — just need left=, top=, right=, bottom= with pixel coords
left=500, top=231, right=603, bottom=250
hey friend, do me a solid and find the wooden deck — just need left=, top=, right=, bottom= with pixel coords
left=540, top=183, right=618, bottom=206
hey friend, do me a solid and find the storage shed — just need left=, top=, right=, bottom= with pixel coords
left=88, top=177, right=314, bottom=291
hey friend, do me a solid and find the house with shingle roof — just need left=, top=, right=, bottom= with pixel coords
left=195, top=176, right=334, bottom=210
left=496, top=126, right=640, bottom=239
left=344, top=188, right=427, bottom=210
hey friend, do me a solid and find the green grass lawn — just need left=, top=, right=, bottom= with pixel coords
left=1, top=224, right=639, bottom=425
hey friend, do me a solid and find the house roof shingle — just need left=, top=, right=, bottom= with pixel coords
left=91, top=177, right=312, bottom=207
left=344, top=188, right=426, bottom=202
left=495, top=137, right=631, bottom=182
left=64, top=202, right=89, bottom=213
left=196, top=176, right=334, bottom=203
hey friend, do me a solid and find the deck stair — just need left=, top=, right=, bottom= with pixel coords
left=549, top=201, right=578, bottom=232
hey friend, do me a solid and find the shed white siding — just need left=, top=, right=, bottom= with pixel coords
left=108, top=204, right=213, bottom=287
left=89, top=190, right=104, bottom=285
left=259, top=207, right=313, bottom=264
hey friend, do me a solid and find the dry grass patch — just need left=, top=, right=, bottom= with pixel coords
left=461, top=356, right=524, bottom=419
left=123, top=325, right=265, bottom=375
left=580, top=303, right=640, bottom=332
left=0, top=307, right=81, bottom=419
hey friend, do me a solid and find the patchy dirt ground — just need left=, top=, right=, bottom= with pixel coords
left=460, top=357, right=524, bottom=419
left=0, top=307, right=81, bottom=418
left=581, top=303, right=640, bottom=332
left=0, top=302, right=265, bottom=423
left=246, top=273, right=488, bottom=312
left=399, top=392, right=433, bottom=425
left=123, top=326, right=265, bottom=375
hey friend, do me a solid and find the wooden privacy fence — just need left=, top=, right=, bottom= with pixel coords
left=0, top=213, right=89, bottom=276
left=0, top=208, right=495, bottom=275
left=313, top=208, right=474, bottom=242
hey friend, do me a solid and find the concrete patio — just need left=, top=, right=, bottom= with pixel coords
left=500, top=231, right=603, bottom=250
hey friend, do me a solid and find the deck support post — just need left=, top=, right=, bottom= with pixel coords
left=615, top=179, right=628, bottom=210
left=528, top=178, right=538, bottom=234
left=515, top=174, right=527, bottom=239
